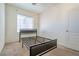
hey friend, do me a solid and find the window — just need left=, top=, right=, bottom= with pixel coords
left=17, top=14, right=34, bottom=32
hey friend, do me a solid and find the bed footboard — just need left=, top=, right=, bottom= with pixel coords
left=30, top=39, right=57, bottom=56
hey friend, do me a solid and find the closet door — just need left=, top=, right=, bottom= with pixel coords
left=67, top=8, right=79, bottom=51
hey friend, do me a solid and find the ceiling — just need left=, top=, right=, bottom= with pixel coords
left=10, top=3, right=58, bottom=14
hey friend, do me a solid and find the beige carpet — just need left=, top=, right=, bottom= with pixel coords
left=0, top=41, right=79, bottom=56
left=0, top=42, right=29, bottom=56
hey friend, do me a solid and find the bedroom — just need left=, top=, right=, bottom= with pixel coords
left=0, top=3, right=79, bottom=56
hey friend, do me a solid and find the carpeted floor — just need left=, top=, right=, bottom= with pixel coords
left=0, top=42, right=29, bottom=56
left=0, top=42, right=79, bottom=56
left=0, top=37, right=79, bottom=56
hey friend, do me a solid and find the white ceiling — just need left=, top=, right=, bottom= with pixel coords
left=10, top=3, right=58, bottom=14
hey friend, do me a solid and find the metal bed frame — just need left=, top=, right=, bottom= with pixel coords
left=30, top=39, right=57, bottom=56
left=19, top=29, right=57, bottom=56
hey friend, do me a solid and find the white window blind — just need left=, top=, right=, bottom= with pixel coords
left=17, top=14, right=34, bottom=32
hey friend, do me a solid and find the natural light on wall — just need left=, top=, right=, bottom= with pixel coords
left=17, top=14, right=34, bottom=32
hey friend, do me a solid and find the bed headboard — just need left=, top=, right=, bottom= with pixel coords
left=19, top=29, right=37, bottom=42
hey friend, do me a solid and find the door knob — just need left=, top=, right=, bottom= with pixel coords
left=66, top=30, right=69, bottom=32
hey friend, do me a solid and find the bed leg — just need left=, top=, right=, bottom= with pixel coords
left=22, top=40, right=23, bottom=48
left=35, top=36, right=37, bottom=44
left=19, top=32, right=21, bottom=42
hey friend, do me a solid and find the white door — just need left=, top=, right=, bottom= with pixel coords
left=66, top=8, right=79, bottom=51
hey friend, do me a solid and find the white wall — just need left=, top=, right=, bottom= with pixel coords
left=5, top=4, right=39, bottom=43
left=0, top=3, right=5, bottom=52
left=39, top=4, right=79, bottom=51
left=39, top=5, right=65, bottom=42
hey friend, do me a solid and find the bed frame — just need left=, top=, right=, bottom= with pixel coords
left=30, top=39, right=57, bottom=56
left=19, top=29, right=57, bottom=56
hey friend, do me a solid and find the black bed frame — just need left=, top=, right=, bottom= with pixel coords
left=19, top=29, right=57, bottom=56
left=30, top=39, right=57, bottom=56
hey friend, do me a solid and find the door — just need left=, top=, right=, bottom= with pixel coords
left=66, top=7, right=79, bottom=51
